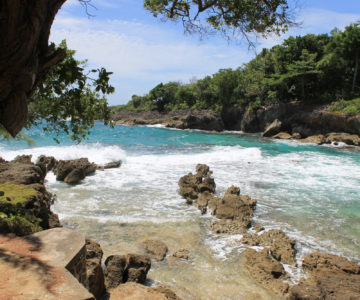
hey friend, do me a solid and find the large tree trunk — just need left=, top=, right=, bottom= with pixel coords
left=0, top=0, right=67, bottom=136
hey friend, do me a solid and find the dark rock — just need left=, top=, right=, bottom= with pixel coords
left=126, top=254, right=151, bottom=284
left=144, top=239, right=168, bottom=261
left=36, top=155, right=56, bottom=172
left=85, top=238, right=105, bottom=299
left=104, top=160, right=122, bottom=169
left=12, top=155, right=33, bottom=164
left=64, top=168, right=85, bottom=184
left=53, top=158, right=97, bottom=183
left=263, top=119, right=282, bottom=137
left=104, top=255, right=127, bottom=290
left=244, top=248, right=289, bottom=296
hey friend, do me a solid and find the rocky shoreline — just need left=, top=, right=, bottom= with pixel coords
left=1, top=156, right=359, bottom=299
left=112, top=103, right=360, bottom=147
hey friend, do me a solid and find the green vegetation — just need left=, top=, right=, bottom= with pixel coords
left=115, top=22, right=360, bottom=114
left=329, top=98, right=360, bottom=115
left=0, top=183, right=42, bottom=236
left=27, top=40, right=115, bottom=143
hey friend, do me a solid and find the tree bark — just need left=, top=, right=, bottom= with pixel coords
left=0, top=0, right=67, bottom=136
left=352, top=51, right=359, bottom=93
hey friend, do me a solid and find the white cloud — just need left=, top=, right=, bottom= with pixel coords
left=51, top=6, right=360, bottom=105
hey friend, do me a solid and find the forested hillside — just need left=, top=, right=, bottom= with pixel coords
left=115, top=22, right=360, bottom=114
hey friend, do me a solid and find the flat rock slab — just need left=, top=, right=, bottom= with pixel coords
left=0, top=228, right=94, bottom=300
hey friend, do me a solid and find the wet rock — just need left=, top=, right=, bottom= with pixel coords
left=241, top=229, right=297, bottom=265
left=178, top=164, right=216, bottom=210
left=144, top=239, right=168, bottom=261
left=288, top=252, right=360, bottom=300
left=104, top=254, right=151, bottom=288
left=297, top=134, right=325, bottom=145
left=104, top=160, right=122, bottom=169
left=291, top=132, right=302, bottom=139
left=36, top=155, right=56, bottom=172
left=153, top=285, right=183, bottom=300
left=193, top=191, right=214, bottom=214
left=64, top=168, right=86, bottom=184
left=53, top=158, right=97, bottom=184
left=272, top=132, right=292, bottom=139
left=126, top=254, right=151, bottom=283
left=253, top=224, right=265, bottom=233
left=325, top=132, right=360, bottom=146
left=172, top=249, right=190, bottom=260
left=105, top=255, right=127, bottom=290
left=210, top=219, right=247, bottom=234
left=263, top=119, right=282, bottom=137
left=85, top=238, right=105, bottom=299
left=209, top=186, right=257, bottom=230
left=244, top=248, right=289, bottom=296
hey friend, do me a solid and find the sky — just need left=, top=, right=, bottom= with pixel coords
left=50, top=0, right=360, bottom=106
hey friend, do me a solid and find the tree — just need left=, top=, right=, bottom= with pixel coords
left=27, top=40, right=114, bottom=143
left=0, top=0, right=295, bottom=137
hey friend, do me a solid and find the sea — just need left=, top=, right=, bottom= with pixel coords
left=1, top=122, right=359, bottom=299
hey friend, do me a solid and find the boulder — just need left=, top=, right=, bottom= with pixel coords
left=263, top=119, right=282, bottom=137
left=126, top=254, right=151, bottom=283
left=53, top=158, right=97, bottom=183
left=36, top=155, right=57, bottom=172
left=104, top=255, right=127, bottom=290
left=144, top=239, right=168, bottom=261
left=85, top=238, right=105, bottom=299
left=208, top=186, right=257, bottom=230
left=244, top=248, right=289, bottom=296
left=178, top=164, right=215, bottom=210
left=288, top=252, right=360, bottom=300
left=241, top=229, right=297, bottom=265
left=64, top=168, right=86, bottom=184
left=325, top=132, right=360, bottom=146
left=272, top=132, right=292, bottom=139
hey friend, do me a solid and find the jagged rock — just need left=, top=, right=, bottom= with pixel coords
left=85, top=238, right=105, bottom=299
left=104, top=253, right=151, bottom=290
left=144, top=239, right=168, bottom=261
left=208, top=186, right=257, bottom=230
left=244, top=248, right=289, bottom=296
left=241, top=229, right=297, bottom=265
left=291, top=132, right=302, bottom=139
left=263, top=119, right=282, bottom=137
left=126, top=254, right=151, bottom=283
left=53, top=158, right=97, bottom=184
left=178, top=164, right=216, bottom=211
left=288, top=252, right=360, bottom=300
left=104, top=160, right=122, bottom=169
left=104, top=255, right=127, bottom=290
left=272, top=132, right=292, bottom=139
left=36, top=155, right=57, bottom=172
left=153, top=285, right=183, bottom=300
left=325, top=132, right=360, bottom=146
left=193, top=191, right=214, bottom=214
left=210, top=219, right=248, bottom=234
left=12, top=155, right=33, bottom=164
left=0, top=159, right=45, bottom=185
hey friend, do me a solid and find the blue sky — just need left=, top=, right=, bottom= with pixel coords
left=51, top=0, right=360, bottom=105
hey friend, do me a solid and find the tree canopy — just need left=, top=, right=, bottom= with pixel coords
left=0, top=0, right=296, bottom=137
left=115, top=22, right=360, bottom=114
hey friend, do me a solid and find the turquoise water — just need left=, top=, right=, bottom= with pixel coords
left=1, top=122, right=359, bottom=299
